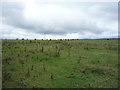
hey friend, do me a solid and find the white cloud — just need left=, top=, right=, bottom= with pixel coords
left=1, top=1, right=118, bottom=39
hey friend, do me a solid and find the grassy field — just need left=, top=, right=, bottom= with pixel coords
left=2, top=39, right=119, bottom=88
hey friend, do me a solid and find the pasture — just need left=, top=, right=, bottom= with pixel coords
left=2, top=39, right=118, bottom=88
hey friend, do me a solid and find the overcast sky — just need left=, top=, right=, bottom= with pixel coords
left=0, top=1, right=118, bottom=39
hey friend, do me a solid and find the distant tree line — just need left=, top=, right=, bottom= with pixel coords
left=2, top=38, right=118, bottom=40
left=15, top=38, right=81, bottom=40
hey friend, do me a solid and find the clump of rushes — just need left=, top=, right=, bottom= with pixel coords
left=26, top=68, right=30, bottom=77
left=19, top=60, right=24, bottom=67
left=5, top=57, right=11, bottom=64
left=26, top=54, right=29, bottom=57
left=57, top=51, right=60, bottom=57
left=18, top=53, right=20, bottom=57
left=31, top=65, right=34, bottom=70
left=55, top=51, right=60, bottom=57
left=84, top=47, right=89, bottom=50
left=56, top=45, right=58, bottom=51
left=18, top=78, right=27, bottom=88
left=43, top=64, right=46, bottom=71
left=50, top=73, right=54, bottom=80
left=77, top=56, right=81, bottom=64
left=41, top=46, right=44, bottom=53
left=3, top=72, right=11, bottom=81
left=30, top=40, right=32, bottom=43
left=68, top=50, right=70, bottom=56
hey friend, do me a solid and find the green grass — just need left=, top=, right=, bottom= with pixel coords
left=2, top=39, right=118, bottom=88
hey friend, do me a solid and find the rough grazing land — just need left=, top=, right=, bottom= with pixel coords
left=2, top=39, right=118, bottom=88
